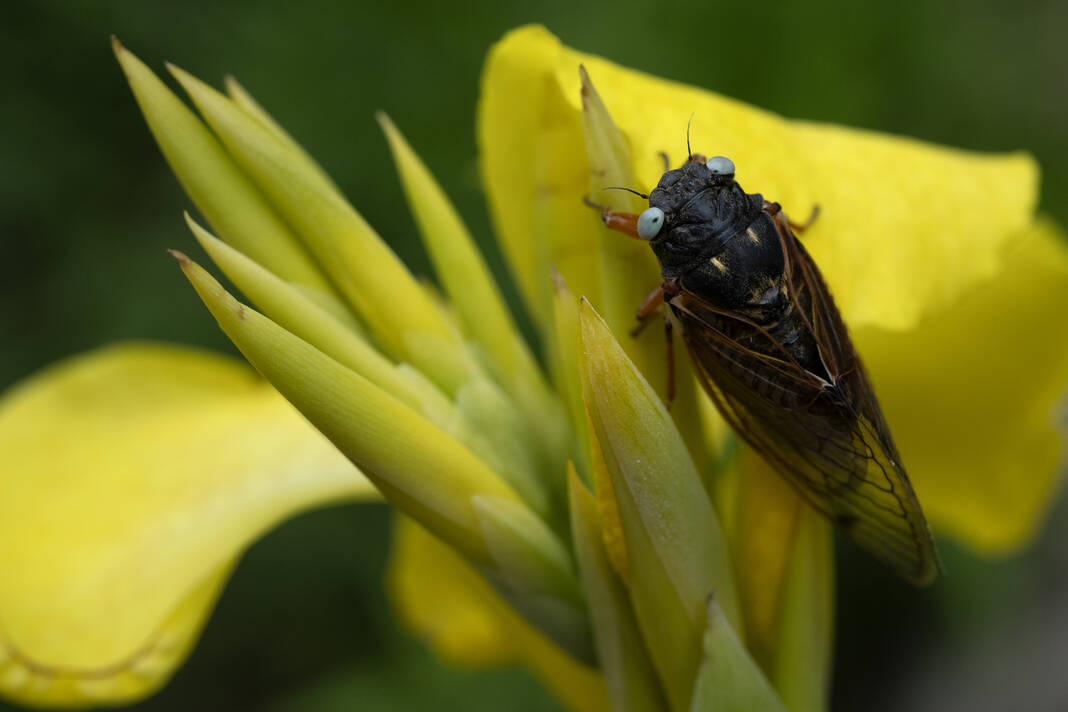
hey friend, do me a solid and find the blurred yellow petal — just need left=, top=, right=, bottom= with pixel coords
left=479, top=25, right=1037, bottom=332
left=0, top=344, right=375, bottom=707
left=388, top=516, right=610, bottom=712
left=855, top=218, right=1068, bottom=552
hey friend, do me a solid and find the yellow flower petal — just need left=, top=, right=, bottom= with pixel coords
left=854, top=218, right=1068, bottom=552
left=479, top=25, right=1037, bottom=332
left=388, top=516, right=610, bottom=712
left=0, top=344, right=375, bottom=707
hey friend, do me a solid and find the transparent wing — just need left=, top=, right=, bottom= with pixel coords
left=672, top=227, right=939, bottom=585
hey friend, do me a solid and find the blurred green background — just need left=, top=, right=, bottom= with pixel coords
left=3, top=1, right=1067, bottom=710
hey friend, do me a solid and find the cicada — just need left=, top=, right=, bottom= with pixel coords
left=592, top=153, right=940, bottom=585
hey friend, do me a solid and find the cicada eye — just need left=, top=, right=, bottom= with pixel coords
left=705, top=155, right=735, bottom=176
left=636, top=207, right=666, bottom=240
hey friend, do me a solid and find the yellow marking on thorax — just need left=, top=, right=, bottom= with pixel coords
left=709, top=257, right=727, bottom=273
left=746, top=227, right=761, bottom=245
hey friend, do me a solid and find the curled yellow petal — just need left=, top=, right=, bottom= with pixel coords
left=855, top=217, right=1068, bottom=552
left=0, top=344, right=374, bottom=707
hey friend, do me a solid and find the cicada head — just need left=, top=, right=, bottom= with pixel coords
left=638, top=155, right=766, bottom=279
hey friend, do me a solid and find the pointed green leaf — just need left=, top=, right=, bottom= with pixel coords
left=167, top=63, right=472, bottom=393
left=690, top=598, right=787, bottom=712
left=378, top=113, right=534, bottom=389
left=112, top=39, right=330, bottom=292
left=379, top=113, right=571, bottom=502
left=580, top=299, right=739, bottom=710
left=223, top=74, right=339, bottom=191
left=568, top=467, right=668, bottom=712
left=186, top=214, right=452, bottom=420
left=175, top=253, right=520, bottom=566
left=579, top=299, right=738, bottom=626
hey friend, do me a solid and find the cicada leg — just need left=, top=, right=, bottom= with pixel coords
left=763, top=199, right=820, bottom=234
left=630, top=284, right=665, bottom=336
left=583, top=196, right=641, bottom=239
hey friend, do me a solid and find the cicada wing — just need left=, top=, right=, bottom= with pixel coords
left=672, top=256, right=939, bottom=585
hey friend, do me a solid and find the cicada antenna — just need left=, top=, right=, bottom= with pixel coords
left=600, top=186, right=649, bottom=200
left=686, top=113, right=695, bottom=161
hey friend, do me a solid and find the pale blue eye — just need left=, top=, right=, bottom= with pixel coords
left=637, top=207, right=665, bottom=240
left=706, top=155, right=735, bottom=176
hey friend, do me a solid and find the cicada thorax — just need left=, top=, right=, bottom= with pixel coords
left=648, top=163, right=836, bottom=409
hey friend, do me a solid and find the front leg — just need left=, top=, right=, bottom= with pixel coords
left=583, top=196, right=642, bottom=239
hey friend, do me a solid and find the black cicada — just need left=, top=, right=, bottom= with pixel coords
left=591, top=153, right=939, bottom=585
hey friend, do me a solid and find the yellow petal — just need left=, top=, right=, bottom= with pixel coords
left=0, top=344, right=375, bottom=707
left=479, top=25, right=1037, bottom=332
left=388, top=516, right=611, bottom=712
left=478, top=28, right=595, bottom=329
left=854, top=218, right=1068, bottom=552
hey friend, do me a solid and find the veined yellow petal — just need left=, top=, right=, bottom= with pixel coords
left=388, top=516, right=611, bottom=712
left=112, top=40, right=330, bottom=293
left=479, top=25, right=1037, bottom=332
left=855, top=218, right=1068, bottom=552
left=167, top=64, right=473, bottom=393
left=0, top=344, right=374, bottom=707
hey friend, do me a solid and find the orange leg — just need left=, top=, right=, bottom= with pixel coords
left=762, top=200, right=820, bottom=233
left=628, top=284, right=677, bottom=410
left=583, top=196, right=641, bottom=239
left=630, top=284, right=666, bottom=336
